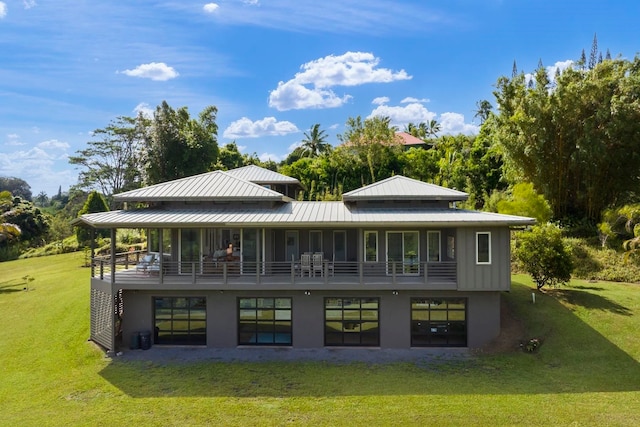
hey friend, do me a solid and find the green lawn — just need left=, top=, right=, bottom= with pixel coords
left=1, top=253, right=640, bottom=426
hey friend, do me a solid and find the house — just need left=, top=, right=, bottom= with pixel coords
left=395, top=131, right=432, bottom=150
left=74, top=167, right=535, bottom=352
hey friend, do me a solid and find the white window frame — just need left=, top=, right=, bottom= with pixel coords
left=476, top=232, right=491, bottom=265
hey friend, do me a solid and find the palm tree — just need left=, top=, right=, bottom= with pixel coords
left=300, top=124, right=331, bottom=157
left=425, top=119, right=441, bottom=138
left=474, top=100, right=493, bottom=124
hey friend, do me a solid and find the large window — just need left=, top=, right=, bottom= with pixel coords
left=476, top=232, right=491, bottom=264
left=154, top=297, right=206, bottom=345
left=364, top=231, right=378, bottom=262
left=411, top=298, right=466, bottom=347
left=238, top=298, right=292, bottom=345
left=148, top=229, right=172, bottom=253
left=325, top=297, right=379, bottom=346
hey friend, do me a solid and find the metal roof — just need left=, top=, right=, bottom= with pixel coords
left=75, top=202, right=535, bottom=229
left=396, top=132, right=427, bottom=146
left=343, top=175, right=468, bottom=201
left=225, top=165, right=301, bottom=185
left=113, top=170, right=286, bottom=202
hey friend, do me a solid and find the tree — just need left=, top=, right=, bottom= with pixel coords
left=497, top=182, right=552, bottom=223
left=76, top=191, right=109, bottom=245
left=300, top=124, right=331, bottom=158
left=588, top=33, right=598, bottom=70
left=0, top=177, right=32, bottom=201
left=214, top=142, right=245, bottom=170
left=143, top=101, right=219, bottom=185
left=69, top=115, right=146, bottom=197
left=474, top=100, right=493, bottom=124
left=493, top=55, right=640, bottom=222
left=425, top=119, right=441, bottom=138
left=337, top=116, right=401, bottom=184
left=514, top=224, right=574, bottom=290
left=0, top=191, right=21, bottom=244
left=0, top=191, right=49, bottom=248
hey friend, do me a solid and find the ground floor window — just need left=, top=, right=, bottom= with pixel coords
left=154, top=297, right=206, bottom=345
left=325, top=297, right=379, bottom=346
left=411, top=298, right=466, bottom=347
left=238, top=297, right=292, bottom=345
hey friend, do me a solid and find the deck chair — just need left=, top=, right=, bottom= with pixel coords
left=300, top=253, right=311, bottom=277
left=135, top=253, right=156, bottom=274
left=312, top=252, right=324, bottom=277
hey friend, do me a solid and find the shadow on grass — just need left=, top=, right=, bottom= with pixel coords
left=549, top=288, right=632, bottom=316
left=0, top=280, right=28, bottom=294
left=99, top=283, right=640, bottom=398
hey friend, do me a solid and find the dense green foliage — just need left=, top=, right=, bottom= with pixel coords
left=496, top=182, right=552, bottom=223
left=75, top=191, right=110, bottom=245
left=514, top=224, right=574, bottom=289
left=143, top=101, right=219, bottom=185
left=493, top=56, right=640, bottom=221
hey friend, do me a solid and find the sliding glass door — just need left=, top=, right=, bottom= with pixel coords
left=386, top=231, right=419, bottom=275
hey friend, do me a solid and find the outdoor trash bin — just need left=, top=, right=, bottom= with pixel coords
left=139, top=330, right=151, bottom=350
left=130, top=332, right=140, bottom=350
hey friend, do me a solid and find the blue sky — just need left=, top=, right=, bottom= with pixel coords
left=1, top=0, right=640, bottom=196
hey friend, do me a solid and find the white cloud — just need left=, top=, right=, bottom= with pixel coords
left=401, top=97, right=429, bottom=104
left=287, top=141, right=301, bottom=152
left=269, top=52, right=411, bottom=111
left=0, top=140, right=75, bottom=196
left=259, top=152, right=281, bottom=162
left=368, top=102, right=437, bottom=128
left=243, top=0, right=259, bottom=5
left=4, top=134, right=25, bottom=146
left=439, top=112, right=479, bottom=135
left=367, top=103, right=478, bottom=135
left=372, top=96, right=389, bottom=105
left=38, top=139, right=70, bottom=152
left=203, top=3, right=219, bottom=13
left=119, top=62, right=179, bottom=81
left=223, top=117, right=299, bottom=139
left=133, top=102, right=154, bottom=118
left=0, top=2, right=7, bottom=18
left=23, top=0, right=36, bottom=9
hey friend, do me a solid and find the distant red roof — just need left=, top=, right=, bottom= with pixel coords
left=396, top=132, right=427, bottom=146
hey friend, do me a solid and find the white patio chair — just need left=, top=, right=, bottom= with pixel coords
left=300, top=253, right=311, bottom=277
left=312, top=252, right=324, bottom=277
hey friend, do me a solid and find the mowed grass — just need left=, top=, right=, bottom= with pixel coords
left=1, top=253, right=640, bottom=426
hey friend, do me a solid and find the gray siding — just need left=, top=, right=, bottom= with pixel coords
left=456, top=227, right=511, bottom=291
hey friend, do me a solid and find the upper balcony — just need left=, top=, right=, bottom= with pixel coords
left=91, top=251, right=458, bottom=292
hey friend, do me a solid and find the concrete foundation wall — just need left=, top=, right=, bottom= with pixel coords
left=120, top=289, right=502, bottom=350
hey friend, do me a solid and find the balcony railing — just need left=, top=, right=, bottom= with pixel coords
left=91, top=252, right=457, bottom=289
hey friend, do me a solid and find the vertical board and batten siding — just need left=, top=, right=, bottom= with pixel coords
left=456, top=227, right=511, bottom=291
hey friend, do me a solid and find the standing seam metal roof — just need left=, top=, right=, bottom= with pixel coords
left=342, top=175, right=468, bottom=201
left=113, top=170, right=285, bottom=202
left=75, top=202, right=536, bottom=228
